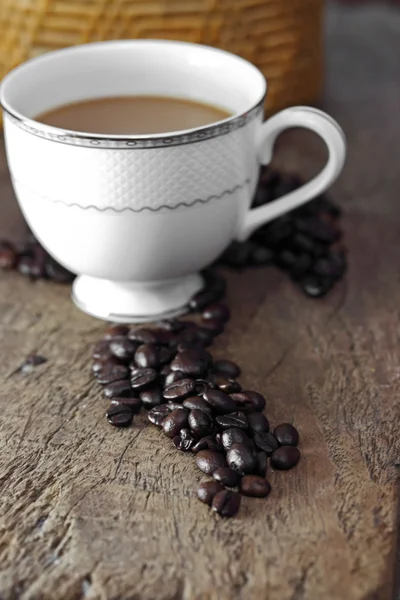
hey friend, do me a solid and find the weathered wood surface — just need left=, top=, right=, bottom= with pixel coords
left=1, top=3, right=400, bottom=599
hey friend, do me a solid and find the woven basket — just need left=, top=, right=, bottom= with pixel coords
left=0, top=0, right=323, bottom=116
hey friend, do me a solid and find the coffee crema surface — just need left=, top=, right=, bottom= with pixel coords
left=36, top=95, right=232, bottom=135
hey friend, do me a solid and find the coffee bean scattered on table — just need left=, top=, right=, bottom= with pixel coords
left=19, top=353, right=48, bottom=373
left=240, top=475, right=272, bottom=497
left=87, top=267, right=303, bottom=518
left=0, top=238, right=75, bottom=283
left=271, top=446, right=301, bottom=470
left=216, top=167, right=346, bottom=297
left=273, top=423, right=299, bottom=447
left=197, top=481, right=225, bottom=505
left=211, top=490, right=241, bottom=517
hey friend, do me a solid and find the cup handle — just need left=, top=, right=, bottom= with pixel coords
left=237, top=106, right=346, bottom=241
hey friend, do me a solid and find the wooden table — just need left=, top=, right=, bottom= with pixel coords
left=1, top=3, right=400, bottom=599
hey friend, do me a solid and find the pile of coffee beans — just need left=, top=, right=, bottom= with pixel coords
left=216, top=167, right=347, bottom=297
left=0, top=169, right=345, bottom=298
left=91, top=270, right=300, bottom=518
left=0, top=238, right=74, bottom=283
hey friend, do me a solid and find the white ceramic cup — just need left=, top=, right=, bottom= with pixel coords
left=0, top=40, right=346, bottom=322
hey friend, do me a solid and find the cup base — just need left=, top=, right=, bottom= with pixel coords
left=72, top=273, right=203, bottom=323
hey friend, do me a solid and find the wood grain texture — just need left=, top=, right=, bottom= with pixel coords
left=1, top=2, right=400, bottom=599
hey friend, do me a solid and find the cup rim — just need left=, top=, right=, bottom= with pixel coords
left=0, top=39, right=267, bottom=148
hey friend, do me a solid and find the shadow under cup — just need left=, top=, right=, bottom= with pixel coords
left=0, top=40, right=267, bottom=321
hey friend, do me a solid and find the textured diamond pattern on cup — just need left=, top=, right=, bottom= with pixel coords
left=7, top=121, right=254, bottom=211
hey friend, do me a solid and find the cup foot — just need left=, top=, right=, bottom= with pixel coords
left=72, top=273, right=203, bottom=323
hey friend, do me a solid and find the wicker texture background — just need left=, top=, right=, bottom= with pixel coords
left=0, top=0, right=323, bottom=115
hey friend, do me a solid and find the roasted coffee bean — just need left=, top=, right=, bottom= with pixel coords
left=22, top=354, right=47, bottom=367
left=197, top=481, right=225, bottom=505
left=194, top=378, right=215, bottom=395
left=256, top=216, right=293, bottom=247
left=128, top=327, right=158, bottom=344
left=253, top=431, right=279, bottom=455
left=163, top=378, right=196, bottom=400
left=213, top=467, right=240, bottom=487
left=109, top=336, right=137, bottom=361
left=92, top=340, right=111, bottom=360
left=212, top=490, right=241, bottom=517
left=295, top=217, right=341, bottom=244
left=176, top=340, right=203, bottom=353
left=44, top=258, right=75, bottom=283
left=175, top=326, right=202, bottom=348
left=147, top=404, right=171, bottom=426
left=317, top=196, right=342, bottom=218
left=299, top=275, right=332, bottom=298
left=220, top=241, right=252, bottom=268
left=271, top=446, right=300, bottom=470
left=95, top=364, right=129, bottom=385
left=203, top=389, right=236, bottom=413
left=173, top=428, right=195, bottom=452
left=204, top=269, right=227, bottom=296
left=195, top=450, right=227, bottom=474
left=273, top=423, right=299, bottom=447
left=19, top=354, right=47, bottom=373
left=92, top=357, right=119, bottom=373
left=106, top=404, right=133, bottom=427
left=170, top=348, right=210, bottom=376
left=192, top=435, right=222, bottom=454
left=173, top=436, right=194, bottom=452
left=195, top=326, right=215, bottom=346
left=139, top=385, right=163, bottom=408
left=103, top=379, right=133, bottom=399
left=188, top=409, right=214, bottom=438
left=226, top=443, right=257, bottom=475
left=156, top=319, right=186, bottom=333
left=150, top=329, right=174, bottom=347
left=250, top=245, right=274, bottom=266
left=134, top=343, right=160, bottom=369
left=201, top=303, right=230, bottom=323
left=17, top=254, right=34, bottom=277
left=199, top=320, right=225, bottom=336
left=213, top=359, right=241, bottom=379
left=230, top=390, right=266, bottom=413
left=111, top=396, right=142, bottom=413
left=289, top=253, right=313, bottom=279
left=215, top=411, right=248, bottom=430
left=183, top=396, right=212, bottom=415
left=0, top=242, right=18, bottom=269
left=291, top=232, right=315, bottom=254
left=313, top=251, right=346, bottom=279
left=189, top=283, right=223, bottom=311
left=164, top=370, right=185, bottom=387
left=309, top=242, right=328, bottom=259
left=247, top=412, right=270, bottom=434
left=158, top=346, right=176, bottom=365
left=103, top=324, right=129, bottom=339
left=240, top=475, right=271, bottom=497
left=221, top=428, right=252, bottom=451
left=162, top=409, right=189, bottom=438
left=26, top=245, right=45, bottom=278
left=131, top=368, right=159, bottom=390
left=212, top=376, right=241, bottom=394
left=275, top=249, right=297, bottom=270
left=256, top=451, right=268, bottom=477
left=167, top=401, right=185, bottom=411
